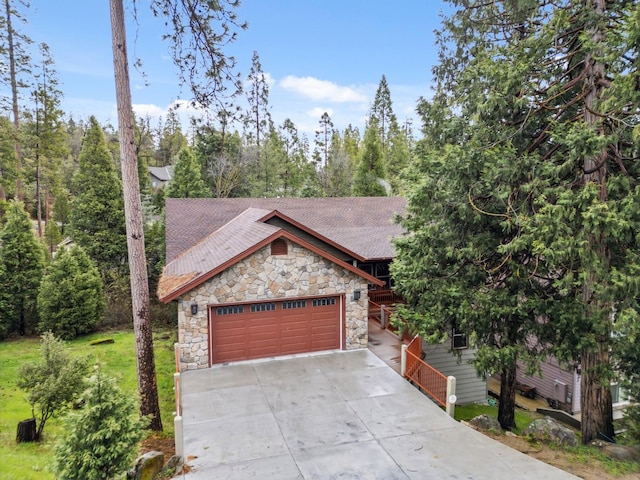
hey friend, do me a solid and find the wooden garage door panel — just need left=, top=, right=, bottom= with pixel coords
left=310, top=307, right=340, bottom=349
left=211, top=297, right=340, bottom=364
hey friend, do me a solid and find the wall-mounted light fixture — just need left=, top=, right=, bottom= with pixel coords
left=191, top=303, right=198, bottom=315
left=353, top=289, right=361, bottom=301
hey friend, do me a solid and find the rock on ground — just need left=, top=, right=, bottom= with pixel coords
left=524, top=417, right=578, bottom=448
left=469, top=414, right=503, bottom=432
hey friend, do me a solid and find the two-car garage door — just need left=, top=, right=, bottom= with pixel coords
left=210, top=296, right=341, bottom=364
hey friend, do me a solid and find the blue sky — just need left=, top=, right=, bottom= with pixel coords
left=25, top=1, right=451, bottom=138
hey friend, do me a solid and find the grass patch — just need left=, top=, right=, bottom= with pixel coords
left=0, top=329, right=177, bottom=480
left=454, top=402, right=543, bottom=435
left=566, top=445, right=640, bottom=477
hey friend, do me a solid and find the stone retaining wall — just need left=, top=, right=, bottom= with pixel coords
left=177, top=239, right=369, bottom=370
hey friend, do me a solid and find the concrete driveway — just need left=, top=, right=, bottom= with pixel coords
left=179, top=349, right=578, bottom=479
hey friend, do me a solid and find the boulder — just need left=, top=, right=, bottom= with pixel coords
left=128, top=451, right=165, bottom=480
left=157, top=455, right=182, bottom=478
left=524, top=417, right=578, bottom=447
left=469, top=414, right=503, bottom=432
left=590, top=441, right=640, bottom=462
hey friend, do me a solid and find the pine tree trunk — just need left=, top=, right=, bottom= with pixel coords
left=580, top=0, right=614, bottom=444
left=5, top=0, right=23, bottom=201
left=109, top=0, right=162, bottom=432
left=581, top=346, right=614, bottom=443
left=498, top=363, right=517, bottom=431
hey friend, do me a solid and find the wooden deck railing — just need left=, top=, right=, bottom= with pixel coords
left=368, top=288, right=405, bottom=305
left=404, top=335, right=448, bottom=407
left=368, top=299, right=395, bottom=328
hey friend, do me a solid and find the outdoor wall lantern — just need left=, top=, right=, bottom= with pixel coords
left=191, top=303, right=198, bottom=315
left=353, top=289, right=361, bottom=301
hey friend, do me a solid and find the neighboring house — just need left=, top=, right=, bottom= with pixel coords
left=515, top=356, right=630, bottom=415
left=148, top=165, right=173, bottom=190
left=159, top=197, right=405, bottom=371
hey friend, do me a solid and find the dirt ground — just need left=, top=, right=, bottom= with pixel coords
left=483, top=430, right=640, bottom=480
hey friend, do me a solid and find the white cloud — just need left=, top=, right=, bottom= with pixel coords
left=307, top=107, right=334, bottom=119
left=242, top=71, right=276, bottom=91
left=280, top=76, right=368, bottom=103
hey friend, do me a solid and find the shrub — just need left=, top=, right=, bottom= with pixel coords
left=17, top=332, right=89, bottom=440
left=38, top=246, right=105, bottom=339
left=54, top=367, right=147, bottom=480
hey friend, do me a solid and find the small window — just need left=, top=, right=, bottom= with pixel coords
left=452, top=328, right=468, bottom=350
left=282, top=300, right=307, bottom=309
left=250, top=302, right=276, bottom=313
left=271, top=238, right=288, bottom=255
left=216, top=305, right=244, bottom=315
left=312, top=297, right=336, bottom=307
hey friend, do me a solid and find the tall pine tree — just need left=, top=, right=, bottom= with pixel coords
left=165, top=146, right=209, bottom=198
left=353, top=117, right=387, bottom=196
left=0, top=200, right=46, bottom=337
left=68, top=116, right=127, bottom=278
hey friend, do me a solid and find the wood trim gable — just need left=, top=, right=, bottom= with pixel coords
left=159, top=229, right=383, bottom=303
left=259, top=210, right=367, bottom=262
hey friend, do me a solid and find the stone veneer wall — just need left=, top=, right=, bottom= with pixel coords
left=176, top=239, right=370, bottom=370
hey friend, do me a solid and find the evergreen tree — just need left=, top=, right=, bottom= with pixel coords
left=43, top=218, right=61, bottom=255
left=17, top=332, right=88, bottom=440
left=51, top=185, right=70, bottom=234
left=313, top=112, right=333, bottom=168
left=342, top=123, right=360, bottom=167
left=53, top=368, right=146, bottom=480
left=279, top=118, right=311, bottom=196
left=385, top=120, right=411, bottom=193
left=371, top=75, right=395, bottom=154
left=0, top=200, right=46, bottom=337
left=613, top=311, right=640, bottom=443
left=134, top=115, right=155, bottom=193
left=394, top=0, right=640, bottom=442
left=68, top=116, right=127, bottom=278
left=195, top=125, right=249, bottom=198
left=258, top=123, right=287, bottom=196
left=154, top=107, right=187, bottom=166
left=23, top=43, right=68, bottom=238
left=0, top=0, right=32, bottom=201
left=38, top=246, right=105, bottom=339
left=353, top=118, right=386, bottom=196
left=0, top=116, right=17, bottom=198
left=243, top=50, right=272, bottom=192
left=165, top=146, right=209, bottom=198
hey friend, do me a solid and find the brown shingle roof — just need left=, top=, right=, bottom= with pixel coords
left=165, top=197, right=406, bottom=263
left=158, top=208, right=278, bottom=300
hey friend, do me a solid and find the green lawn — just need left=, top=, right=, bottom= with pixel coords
left=454, top=402, right=543, bottom=435
left=0, top=329, right=177, bottom=480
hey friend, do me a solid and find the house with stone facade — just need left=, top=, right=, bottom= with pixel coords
left=158, top=197, right=406, bottom=371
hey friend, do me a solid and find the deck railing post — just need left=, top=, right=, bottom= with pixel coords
left=174, top=371, right=184, bottom=461
left=446, top=375, right=457, bottom=417
left=401, top=344, right=408, bottom=376
left=380, top=305, right=386, bottom=328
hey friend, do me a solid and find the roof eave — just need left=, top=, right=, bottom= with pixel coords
left=158, top=228, right=383, bottom=303
left=259, top=210, right=366, bottom=262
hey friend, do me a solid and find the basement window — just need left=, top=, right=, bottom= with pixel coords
left=271, top=238, right=288, bottom=256
left=452, top=328, right=468, bottom=350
